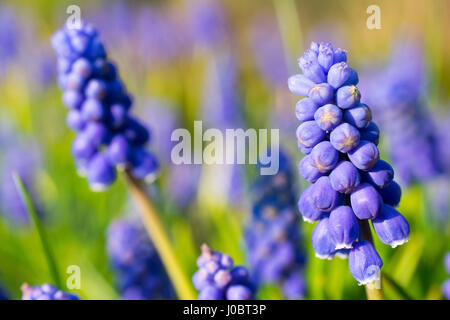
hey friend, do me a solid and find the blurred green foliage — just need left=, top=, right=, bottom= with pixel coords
left=0, top=0, right=449, bottom=300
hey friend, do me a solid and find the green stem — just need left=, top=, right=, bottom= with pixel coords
left=13, top=172, right=62, bottom=289
left=383, top=272, right=414, bottom=300
left=359, top=219, right=385, bottom=300
left=272, top=0, right=303, bottom=71
left=125, top=172, right=196, bottom=300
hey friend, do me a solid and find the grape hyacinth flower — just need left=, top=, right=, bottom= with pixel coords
left=193, top=244, right=255, bottom=300
left=107, top=219, right=174, bottom=300
left=289, top=42, right=410, bottom=286
left=21, top=283, right=79, bottom=300
left=442, top=253, right=450, bottom=300
left=360, top=39, right=441, bottom=186
left=51, top=22, right=158, bottom=191
left=245, top=151, right=306, bottom=299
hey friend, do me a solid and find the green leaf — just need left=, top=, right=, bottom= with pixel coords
left=13, top=172, right=62, bottom=289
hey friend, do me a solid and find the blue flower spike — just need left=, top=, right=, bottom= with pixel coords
left=288, top=41, right=410, bottom=286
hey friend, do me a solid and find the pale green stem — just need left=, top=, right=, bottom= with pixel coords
left=125, top=172, right=196, bottom=300
left=359, top=219, right=385, bottom=300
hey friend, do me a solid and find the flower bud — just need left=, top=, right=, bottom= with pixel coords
left=298, top=50, right=326, bottom=83
left=329, top=206, right=359, bottom=249
left=296, top=121, right=325, bottom=149
left=295, top=98, right=318, bottom=121
left=298, top=185, right=326, bottom=222
left=81, top=99, right=105, bottom=121
left=298, top=155, right=323, bottom=183
left=72, top=58, right=92, bottom=78
left=310, top=42, right=319, bottom=53
left=109, top=103, right=128, bottom=129
left=372, top=205, right=410, bottom=248
left=62, top=90, right=83, bottom=109
left=230, top=266, right=249, bottom=285
left=288, top=74, right=315, bottom=96
left=348, top=241, right=383, bottom=285
left=327, top=62, right=350, bottom=88
left=66, top=72, right=85, bottom=91
left=333, top=48, right=347, bottom=63
left=343, top=104, right=372, bottom=129
left=310, top=141, right=339, bottom=173
left=329, top=161, right=361, bottom=194
left=107, top=135, right=130, bottom=166
left=343, top=68, right=359, bottom=86
left=198, top=285, right=223, bottom=300
left=123, top=118, right=150, bottom=145
left=214, top=270, right=232, bottom=289
left=362, top=159, right=394, bottom=189
left=311, top=216, right=336, bottom=259
left=336, top=85, right=361, bottom=109
left=85, top=79, right=108, bottom=100
left=309, top=83, right=334, bottom=105
left=84, top=122, right=111, bottom=147
left=87, top=153, right=116, bottom=191
left=66, top=110, right=85, bottom=131
left=318, top=42, right=334, bottom=72
left=359, top=122, right=379, bottom=145
left=310, top=176, right=340, bottom=212
left=314, top=104, right=342, bottom=131
left=130, top=148, right=159, bottom=181
left=330, top=123, right=360, bottom=153
left=350, top=183, right=383, bottom=219
left=378, top=180, right=402, bottom=207
left=72, top=133, right=97, bottom=160
left=226, top=285, right=253, bottom=300
left=192, top=268, right=212, bottom=290
left=348, top=140, right=379, bottom=170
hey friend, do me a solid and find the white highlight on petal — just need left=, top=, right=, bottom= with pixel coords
left=315, top=253, right=334, bottom=260
left=390, top=237, right=410, bottom=248
left=357, top=270, right=381, bottom=286
left=302, top=217, right=315, bottom=223
left=335, top=243, right=353, bottom=250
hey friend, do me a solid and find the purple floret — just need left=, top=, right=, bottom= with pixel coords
left=21, top=283, right=79, bottom=300
left=193, top=244, right=254, bottom=300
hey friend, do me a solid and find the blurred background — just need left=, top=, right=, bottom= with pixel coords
left=0, top=0, right=449, bottom=300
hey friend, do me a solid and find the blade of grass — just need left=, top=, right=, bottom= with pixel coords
left=383, top=272, right=414, bottom=300
left=13, top=172, right=62, bottom=289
